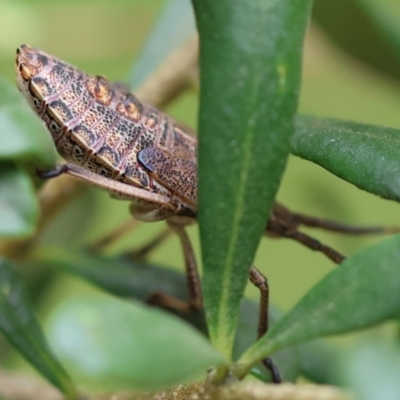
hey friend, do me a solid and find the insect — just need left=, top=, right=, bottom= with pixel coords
left=15, top=44, right=398, bottom=383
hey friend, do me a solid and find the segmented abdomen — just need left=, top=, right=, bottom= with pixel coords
left=19, top=47, right=196, bottom=199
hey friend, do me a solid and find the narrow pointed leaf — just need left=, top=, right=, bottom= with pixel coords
left=130, top=0, right=196, bottom=88
left=0, top=258, right=77, bottom=398
left=194, top=0, right=313, bottom=359
left=292, top=116, right=400, bottom=202
left=356, top=0, right=400, bottom=64
left=237, top=234, right=400, bottom=375
left=0, top=163, right=38, bottom=237
left=312, top=0, right=400, bottom=81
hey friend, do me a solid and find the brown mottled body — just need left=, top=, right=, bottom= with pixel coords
left=15, top=45, right=196, bottom=221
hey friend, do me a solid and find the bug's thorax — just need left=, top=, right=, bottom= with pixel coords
left=15, top=45, right=198, bottom=217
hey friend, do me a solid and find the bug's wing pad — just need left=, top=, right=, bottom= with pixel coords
left=138, top=147, right=197, bottom=203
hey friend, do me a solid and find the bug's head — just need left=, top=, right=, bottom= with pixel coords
left=15, top=44, right=49, bottom=92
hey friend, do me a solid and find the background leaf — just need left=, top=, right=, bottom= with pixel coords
left=194, top=0, right=313, bottom=360
left=292, top=116, right=400, bottom=202
left=0, top=258, right=77, bottom=398
left=356, top=0, right=400, bottom=59
left=129, top=0, right=196, bottom=88
left=0, top=105, right=56, bottom=166
left=312, top=0, right=400, bottom=82
left=0, top=76, right=23, bottom=106
left=335, top=340, right=400, bottom=400
left=37, top=248, right=301, bottom=382
left=296, top=340, right=339, bottom=384
left=0, top=164, right=38, bottom=237
left=0, top=77, right=57, bottom=238
left=237, top=233, right=400, bottom=375
left=45, top=293, right=225, bottom=390
left=0, top=78, right=56, bottom=167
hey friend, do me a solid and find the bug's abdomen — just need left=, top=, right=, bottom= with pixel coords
left=16, top=45, right=197, bottom=203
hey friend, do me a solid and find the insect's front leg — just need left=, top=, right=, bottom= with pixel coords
left=167, top=217, right=203, bottom=311
left=38, top=163, right=174, bottom=207
left=38, top=164, right=70, bottom=179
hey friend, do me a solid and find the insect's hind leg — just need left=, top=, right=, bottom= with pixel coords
left=249, top=266, right=281, bottom=384
left=282, top=229, right=345, bottom=264
left=267, top=208, right=346, bottom=264
left=272, top=203, right=400, bottom=236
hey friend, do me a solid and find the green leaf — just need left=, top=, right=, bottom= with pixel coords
left=194, top=0, right=313, bottom=360
left=0, top=76, right=24, bottom=107
left=236, top=233, right=400, bottom=376
left=38, top=248, right=191, bottom=302
left=292, top=116, right=400, bottom=202
left=356, top=0, right=400, bottom=58
left=0, top=76, right=56, bottom=167
left=0, top=258, right=77, bottom=398
left=0, top=163, right=38, bottom=237
left=0, top=103, right=57, bottom=168
left=46, top=293, right=225, bottom=390
left=296, top=340, right=339, bottom=384
left=129, top=0, right=196, bottom=88
left=0, top=77, right=57, bottom=237
left=37, top=248, right=301, bottom=382
left=312, top=0, right=400, bottom=82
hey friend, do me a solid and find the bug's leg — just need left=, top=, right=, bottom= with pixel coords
left=132, top=220, right=202, bottom=311
left=272, top=203, right=400, bottom=236
left=146, top=217, right=203, bottom=312
left=126, top=228, right=172, bottom=260
left=249, top=266, right=269, bottom=337
left=130, top=200, right=202, bottom=312
left=147, top=290, right=199, bottom=313
left=89, top=219, right=140, bottom=252
left=166, top=219, right=203, bottom=311
left=38, top=164, right=69, bottom=179
left=39, top=163, right=173, bottom=207
left=291, top=212, right=400, bottom=235
left=249, top=266, right=281, bottom=384
left=90, top=218, right=171, bottom=259
left=282, top=229, right=345, bottom=264
left=266, top=215, right=345, bottom=264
